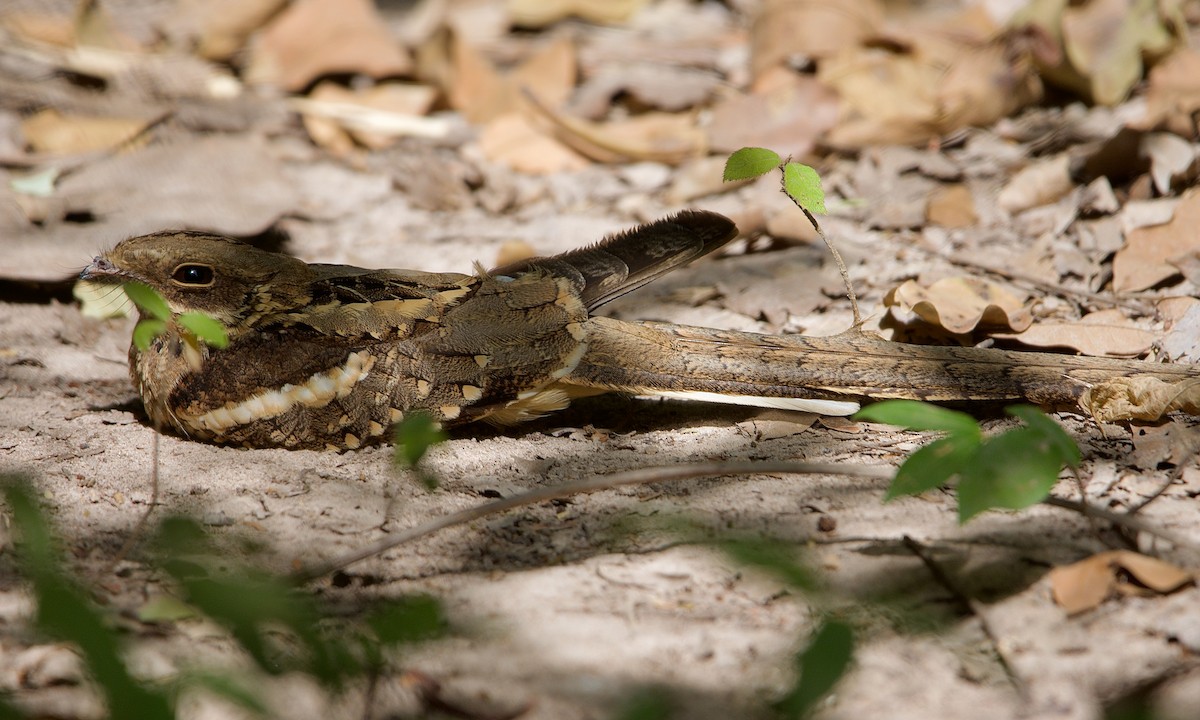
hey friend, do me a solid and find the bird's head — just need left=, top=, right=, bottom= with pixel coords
left=81, top=232, right=314, bottom=331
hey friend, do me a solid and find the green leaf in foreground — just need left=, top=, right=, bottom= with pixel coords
left=178, top=312, right=230, bottom=348
left=782, top=162, right=827, bottom=215
left=885, top=434, right=980, bottom=500
left=723, top=147, right=782, bottom=181
left=394, top=412, right=448, bottom=484
left=367, top=595, right=445, bottom=646
left=721, top=537, right=814, bottom=590
left=956, top=427, right=1067, bottom=523
left=855, top=400, right=980, bottom=436
left=122, top=281, right=170, bottom=321
left=132, top=319, right=166, bottom=351
left=1006, top=405, right=1081, bottom=467
left=777, top=620, right=854, bottom=719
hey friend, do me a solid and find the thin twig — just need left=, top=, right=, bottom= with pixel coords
left=1041, top=495, right=1200, bottom=553
left=782, top=168, right=862, bottom=325
left=103, top=428, right=161, bottom=574
left=294, top=461, right=893, bottom=583
left=901, top=535, right=1027, bottom=697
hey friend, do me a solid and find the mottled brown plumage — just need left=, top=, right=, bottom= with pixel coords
left=81, top=211, right=1199, bottom=450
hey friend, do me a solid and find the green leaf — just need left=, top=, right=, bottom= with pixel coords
left=367, top=595, right=445, bottom=645
left=176, top=671, right=268, bottom=717
left=394, top=412, right=447, bottom=470
left=782, top=162, right=827, bottom=215
left=885, top=434, right=980, bottom=500
left=122, top=281, right=170, bottom=321
left=721, top=537, right=814, bottom=590
left=1006, top=405, right=1081, bottom=467
left=777, top=620, right=854, bottom=719
left=132, top=319, right=167, bottom=351
left=956, top=428, right=1066, bottom=523
left=855, top=400, right=980, bottom=437
left=179, top=312, right=230, bottom=349
left=613, top=687, right=673, bottom=720
left=137, top=595, right=198, bottom=623
left=723, top=147, right=782, bottom=182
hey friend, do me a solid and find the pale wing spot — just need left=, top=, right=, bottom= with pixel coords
left=565, top=322, right=586, bottom=341
left=338, top=414, right=351, bottom=425
left=344, top=433, right=361, bottom=449
left=186, top=351, right=376, bottom=433
left=462, top=385, right=483, bottom=402
left=325, top=443, right=341, bottom=452
left=550, top=341, right=588, bottom=380
left=474, top=354, right=490, bottom=368
left=440, top=405, right=462, bottom=420
left=416, top=379, right=432, bottom=398
left=368, top=421, right=385, bottom=436
left=390, top=407, right=405, bottom=422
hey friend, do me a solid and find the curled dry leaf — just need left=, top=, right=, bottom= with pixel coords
left=246, top=0, right=412, bottom=91
left=1050, top=550, right=1193, bottom=615
left=1081, top=375, right=1200, bottom=421
left=925, top=184, right=977, bottom=228
left=819, top=46, right=941, bottom=149
left=1114, top=189, right=1200, bottom=292
left=992, top=310, right=1156, bottom=357
left=884, top=277, right=1033, bottom=335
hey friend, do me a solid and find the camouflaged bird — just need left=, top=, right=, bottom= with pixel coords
left=81, top=210, right=1199, bottom=450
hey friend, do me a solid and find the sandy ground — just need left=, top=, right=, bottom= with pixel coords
left=3, top=1, right=1200, bottom=718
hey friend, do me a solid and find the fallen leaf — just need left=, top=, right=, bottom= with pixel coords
left=926, top=184, right=977, bottom=228
left=508, top=0, right=651, bottom=27
left=246, top=0, right=412, bottom=91
left=1142, top=131, right=1195, bottom=194
left=820, top=45, right=941, bottom=149
left=448, top=34, right=576, bottom=124
left=934, top=38, right=1042, bottom=132
left=570, top=62, right=721, bottom=118
left=1050, top=551, right=1193, bottom=615
left=477, top=113, right=589, bottom=174
left=20, top=109, right=152, bottom=155
left=997, top=153, right=1074, bottom=213
left=180, top=0, right=289, bottom=61
left=529, top=99, right=707, bottom=165
left=737, top=410, right=818, bottom=441
left=707, top=70, right=840, bottom=158
left=1081, top=374, right=1200, bottom=421
left=1159, top=298, right=1200, bottom=363
left=749, top=0, right=883, bottom=81
left=884, top=278, right=1033, bottom=335
left=1114, top=188, right=1200, bottom=292
left=1138, top=47, right=1200, bottom=138
left=993, top=310, right=1157, bottom=357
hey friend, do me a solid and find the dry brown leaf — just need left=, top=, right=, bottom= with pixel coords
left=20, top=109, right=151, bottom=155
left=571, top=63, right=721, bottom=118
left=737, top=410, right=818, bottom=441
left=1050, top=551, right=1192, bottom=615
left=529, top=99, right=706, bottom=165
left=934, top=40, right=1042, bottom=131
left=819, top=46, right=941, bottom=149
left=749, top=0, right=883, bottom=81
left=884, top=278, right=1033, bottom=335
left=1142, top=131, right=1195, bottom=194
left=1138, top=48, right=1200, bottom=138
left=448, top=34, right=576, bottom=124
left=246, top=0, right=412, bottom=91
left=508, top=0, right=651, bottom=27
left=1081, top=374, right=1200, bottom=421
left=707, top=70, right=839, bottom=158
left=997, top=153, right=1074, bottom=213
left=926, top=184, right=977, bottom=228
left=2, top=12, right=77, bottom=47
left=993, top=310, right=1157, bottom=357
left=478, top=113, right=589, bottom=174
left=181, top=0, right=289, bottom=61
left=1114, top=188, right=1200, bottom=292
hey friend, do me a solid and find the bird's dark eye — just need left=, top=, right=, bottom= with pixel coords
left=171, top=264, right=215, bottom=287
